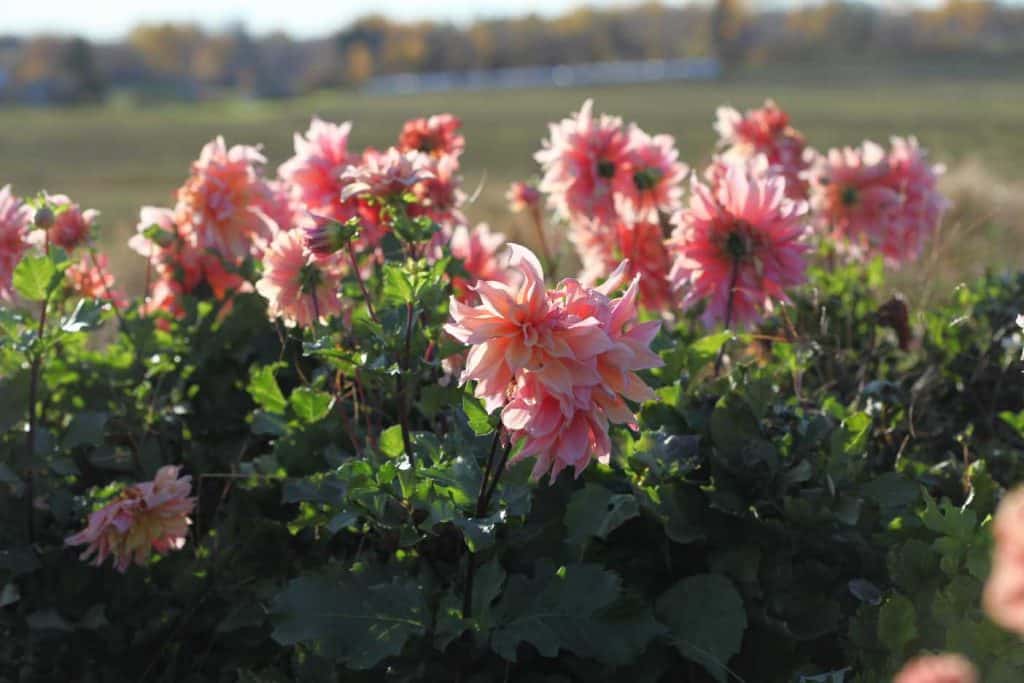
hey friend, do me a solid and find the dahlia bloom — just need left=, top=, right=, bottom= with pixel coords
left=535, top=99, right=630, bottom=225
left=255, top=227, right=343, bottom=328
left=449, top=223, right=508, bottom=299
left=983, top=486, right=1024, bottom=636
left=892, top=654, right=978, bottom=683
left=445, top=245, right=661, bottom=481
left=398, top=113, right=465, bottom=158
left=613, top=128, right=688, bottom=223
left=715, top=100, right=811, bottom=200
left=260, top=179, right=300, bottom=232
left=669, top=163, right=810, bottom=328
left=506, top=181, right=541, bottom=214
left=65, top=465, right=195, bottom=573
left=411, top=152, right=465, bottom=228
left=879, top=136, right=949, bottom=264
left=340, top=147, right=433, bottom=203
left=28, top=194, right=97, bottom=252
left=66, top=253, right=126, bottom=308
left=0, top=185, right=31, bottom=298
left=174, top=136, right=275, bottom=264
left=278, top=118, right=355, bottom=218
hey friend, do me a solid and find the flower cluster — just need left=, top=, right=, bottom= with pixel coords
left=65, top=465, right=196, bottom=573
left=66, top=253, right=127, bottom=308
left=809, top=136, right=947, bottom=265
left=445, top=244, right=661, bottom=481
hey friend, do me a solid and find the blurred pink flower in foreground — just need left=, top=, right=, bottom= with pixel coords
left=983, top=486, right=1024, bottom=636
left=0, top=184, right=31, bottom=298
left=398, top=113, right=465, bottom=159
left=669, top=162, right=810, bottom=328
left=880, top=136, right=949, bottom=264
left=715, top=99, right=812, bottom=200
left=536, top=99, right=630, bottom=226
left=893, top=654, right=978, bottom=683
left=28, top=194, right=98, bottom=252
left=445, top=245, right=661, bottom=481
left=65, top=465, right=195, bottom=573
left=66, top=253, right=126, bottom=308
left=256, top=227, right=343, bottom=328
left=175, top=136, right=275, bottom=264
left=506, top=181, right=541, bottom=214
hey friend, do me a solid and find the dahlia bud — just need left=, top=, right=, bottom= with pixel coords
left=303, top=215, right=358, bottom=256
left=34, top=206, right=55, bottom=229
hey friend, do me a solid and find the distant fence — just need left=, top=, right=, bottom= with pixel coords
left=363, top=58, right=721, bottom=95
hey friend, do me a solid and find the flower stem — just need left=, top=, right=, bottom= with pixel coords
left=346, top=241, right=378, bottom=323
left=463, top=431, right=511, bottom=620
left=25, top=293, right=50, bottom=544
left=714, top=257, right=741, bottom=376
left=397, top=301, right=416, bottom=468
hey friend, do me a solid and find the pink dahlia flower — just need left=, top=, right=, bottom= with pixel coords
left=893, top=654, right=978, bottom=683
left=715, top=100, right=812, bottom=200
left=174, top=136, right=275, bottom=264
left=66, top=253, right=126, bottom=308
left=27, top=194, right=97, bottom=252
left=340, top=147, right=433, bottom=203
left=398, top=113, right=465, bottom=159
left=65, top=465, right=196, bottom=573
left=613, top=127, right=688, bottom=223
left=983, top=487, right=1024, bottom=636
left=0, top=185, right=31, bottom=299
left=506, top=181, right=542, bottom=214
left=278, top=118, right=355, bottom=218
left=410, top=152, right=465, bottom=228
left=535, top=99, right=630, bottom=225
left=255, top=227, right=343, bottom=328
left=449, top=222, right=508, bottom=299
left=669, top=163, right=810, bottom=328
left=879, top=136, right=949, bottom=264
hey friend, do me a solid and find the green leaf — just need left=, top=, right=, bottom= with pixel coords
left=564, top=484, right=639, bottom=551
left=877, top=594, right=917, bottom=658
left=248, top=364, right=287, bottom=415
left=379, top=425, right=404, bottom=459
left=656, top=574, right=747, bottom=683
left=13, top=254, right=59, bottom=301
left=381, top=263, right=415, bottom=305
left=289, top=387, right=334, bottom=424
left=686, top=332, right=734, bottom=377
left=271, top=573, right=427, bottom=669
left=462, top=394, right=494, bottom=436
left=63, top=411, right=108, bottom=449
left=60, top=298, right=104, bottom=333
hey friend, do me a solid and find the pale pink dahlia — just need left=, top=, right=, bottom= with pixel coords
left=669, top=163, right=810, bottom=328
left=0, top=185, right=31, bottom=298
left=340, top=147, right=433, bottom=203
left=278, top=118, right=355, bottom=218
left=398, top=113, right=465, bottom=159
left=174, top=136, right=275, bottom=264
left=28, top=194, right=98, bottom=252
left=983, top=487, right=1024, bottom=637
left=879, top=136, right=948, bottom=264
left=506, top=181, right=541, bottom=214
left=449, top=222, right=508, bottom=299
left=65, top=465, right=195, bottom=573
left=613, top=127, right=688, bottom=223
left=535, top=99, right=630, bottom=226
left=715, top=100, right=812, bottom=200
left=255, top=227, right=343, bottom=328
left=893, top=654, right=978, bottom=683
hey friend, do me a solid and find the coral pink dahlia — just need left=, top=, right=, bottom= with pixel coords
left=255, top=227, right=343, bottom=328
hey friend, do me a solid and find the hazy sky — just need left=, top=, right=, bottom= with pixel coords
left=2, top=0, right=1007, bottom=41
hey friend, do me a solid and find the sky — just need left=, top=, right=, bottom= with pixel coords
left=1, top=0, right=1011, bottom=41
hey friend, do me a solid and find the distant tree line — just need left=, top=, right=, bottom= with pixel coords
left=1, top=1, right=1022, bottom=105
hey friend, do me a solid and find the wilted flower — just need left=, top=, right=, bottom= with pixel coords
left=175, top=136, right=275, bottom=264
left=65, top=465, right=196, bottom=573
left=613, top=128, right=688, bottom=223
left=715, top=100, right=811, bottom=200
left=398, top=113, right=465, bottom=158
left=892, top=654, right=978, bottom=683
left=506, top=181, right=542, bottom=214
left=536, top=99, right=630, bottom=226
left=66, top=253, right=126, bottom=308
left=449, top=222, right=508, bottom=299
left=255, top=227, right=343, bottom=328
left=28, top=194, right=98, bottom=252
left=0, top=184, right=31, bottom=298
left=669, top=163, right=810, bottom=328
left=340, top=147, right=433, bottom=202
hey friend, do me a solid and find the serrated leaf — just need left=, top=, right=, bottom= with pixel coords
left=248, top=364, right=287, bottom=415
left=656, top=573, right=747, bottom=683
left=13, top=254, right=59, bottom=301
left=289, top=387, right=334, bottom=424
left=462, top=394, right=494, bottom=436
left=60, top=298, right=104, bottom=332
left=877, top=594, right=917, bottom=658
left=564, top=484, right=639, bottom=551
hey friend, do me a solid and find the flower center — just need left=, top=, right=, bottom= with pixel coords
left=597, top=160, right=616, bottom=179
left=724, top=222, right=754, bottom=261
left=633, top=167, right=663, bottom=191
left=840, top=186, right=859, bottom=207
left=298, top=264, right=323, bottom=294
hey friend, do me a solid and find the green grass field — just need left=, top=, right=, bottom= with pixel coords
left=1, top=72, right=1023, bottom=300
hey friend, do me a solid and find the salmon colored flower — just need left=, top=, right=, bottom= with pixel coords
left=893, top=654, right=978, bottom=683
left=983, top=486, right=1024, bottom=636
left=449, top=222, right=508, bottom=299
left=536, top=99, right=630, bottom=226
left=613, top=127, right=688, bottom=223
left=28, top=194, right=97, bottom=252
left=340, top=147, right=433, bottom=202
left=669, top=163, right=810, bottom=328
left=175, top=136, right=275, bottom=264
left=278, top=118, right=355, bottom=219
left=506, top=181, right=542, bottom=214
left=66, top=253, right=126, bottom=308
left=65, top=465, right=196, bottom=573
left=410, top=152, right=465, bottom=228
left=715, top=100, right=812, bottom=200
left=255, top=227, right=343, bottom=327
left=398, top=113, right=464, bottom=158
left=0, top=185, right=31, bottom=299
